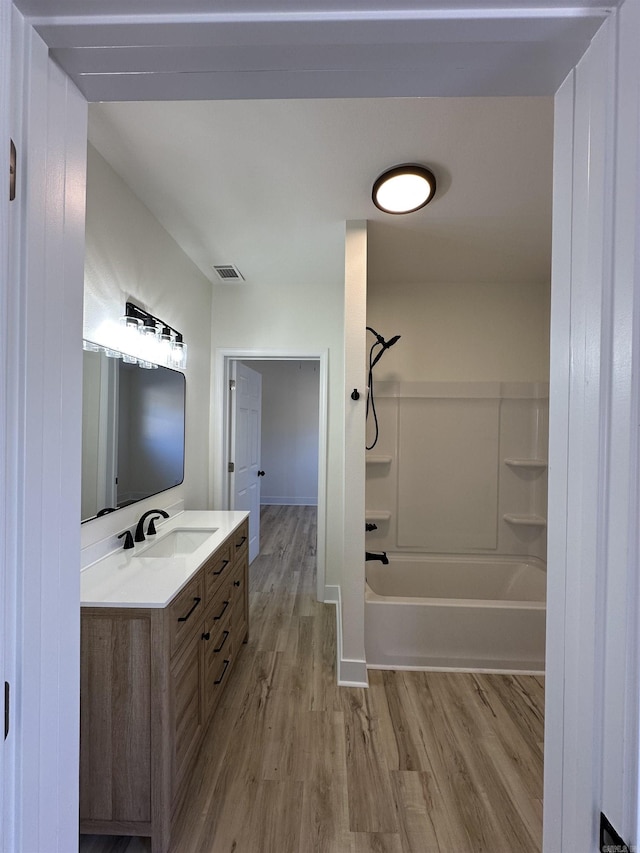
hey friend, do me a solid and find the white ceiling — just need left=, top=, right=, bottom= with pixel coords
left=20, top=1, right=598, bottom=283
left=88, top=96, right=553, bottom=287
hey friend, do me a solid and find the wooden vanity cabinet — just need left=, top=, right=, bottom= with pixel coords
left=80, top=519, right=249, bottom=853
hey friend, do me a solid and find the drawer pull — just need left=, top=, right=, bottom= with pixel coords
left=214, top=659, right=230, bottom=685
left=214, top=630, right=230, bottom=653
left=212, top=559, right=230, bottom=577
left=202, top=631, right=211, bottom=641
left=235, top=536, right=247, bottom=549
left=213, top=600, right=229, bottom=621
left=177, top=597, right=201, bottom=623
left=234, top=580, right=241, bottom=588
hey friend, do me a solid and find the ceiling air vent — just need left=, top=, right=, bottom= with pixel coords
left=213, top=264, right=245, bottom=283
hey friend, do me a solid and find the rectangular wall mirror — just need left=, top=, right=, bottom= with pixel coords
left=81, top=345, right=186, bottom=523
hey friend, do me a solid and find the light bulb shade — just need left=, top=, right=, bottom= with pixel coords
left=141, top=317, right=158, bottom=337
left=170, top=337, right=188, bottom=369
left=120, top=315, right=141, bottom=332
left=372, top=164, right=436, bottom=214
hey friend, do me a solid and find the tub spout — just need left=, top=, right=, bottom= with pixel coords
left=366, top=551, right=389, bottom=565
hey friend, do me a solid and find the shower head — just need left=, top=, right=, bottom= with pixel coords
left=369, top=330, right=401, bottom=369
left=366, top=326, right=401, bottom=350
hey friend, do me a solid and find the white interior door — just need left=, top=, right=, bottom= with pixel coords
left=229, top=361, right=262, bottom=563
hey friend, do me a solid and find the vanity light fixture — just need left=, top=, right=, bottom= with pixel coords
left=371, top=164, right=436, bottom=214
left=116, top=302, right=188, bottom=369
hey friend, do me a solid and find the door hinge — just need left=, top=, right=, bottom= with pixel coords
left=4, top=681, right=9, bottom=740
left=228, top=462, right=235, bottom=473
left=229, top=379, right=236, bottom=391
left=10, top=139, right=16, bottom=201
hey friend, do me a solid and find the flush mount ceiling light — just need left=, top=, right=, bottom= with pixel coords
left=371, top=164, right=437, bottom=214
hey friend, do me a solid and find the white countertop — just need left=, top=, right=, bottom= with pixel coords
left=81, top=510, right=249, bottom=609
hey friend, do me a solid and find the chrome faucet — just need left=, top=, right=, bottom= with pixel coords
left=135, top=509, right=169, bottom=542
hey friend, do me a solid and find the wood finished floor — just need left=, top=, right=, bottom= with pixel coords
left=80, top=504, right=544, bottom=853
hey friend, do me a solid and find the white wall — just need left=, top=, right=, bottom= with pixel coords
left=366, top=278, right=550, bottom=383
left=210, top=226, right=346, bottom=584
left=82, top=144, right=213, bottom=550
left=249, top=360, right=319, bottom=506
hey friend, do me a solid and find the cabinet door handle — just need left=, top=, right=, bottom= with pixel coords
left=214, top=630, right=230, bottom=653
left=234, top=580, right=241, bottom=588
left=214, top=659, right=230, bottom=685
left=213, top=600, right=229, bottom=621
left=202, top=631, right=211, bottom=641
left=177, top=597, right=201, bottom=623
left=236, top=536, right=247, bottom=549
left=212, top=559, right=230, bottom=577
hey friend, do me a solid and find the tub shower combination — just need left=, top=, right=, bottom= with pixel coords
left=365, top=554, right=546, bottom=673
left=364, top=380, right=548, bottom=675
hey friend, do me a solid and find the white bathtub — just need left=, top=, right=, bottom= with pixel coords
left=365, top=554, right=546, bottom=674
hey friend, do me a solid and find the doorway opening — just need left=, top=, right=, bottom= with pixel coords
left=217, top=350, right=328, bottom=604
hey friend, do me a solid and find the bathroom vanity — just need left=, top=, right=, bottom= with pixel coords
left=79, top=511, right=249, bottom=853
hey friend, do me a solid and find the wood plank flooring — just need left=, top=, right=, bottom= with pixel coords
left=80, top=504, right=544, bottom=853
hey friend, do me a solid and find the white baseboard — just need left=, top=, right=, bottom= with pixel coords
left=261, top=496, right=318, bottom=506
left=323, top=584, right=340, bottom=604
left=324, top=584, right=368, bottom=688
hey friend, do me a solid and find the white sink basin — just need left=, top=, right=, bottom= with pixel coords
left=139, top=528, right=217, bottom=557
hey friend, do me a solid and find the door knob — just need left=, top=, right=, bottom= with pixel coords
left=257, top=470, right=265, bottom=477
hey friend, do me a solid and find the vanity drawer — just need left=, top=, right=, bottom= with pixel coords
left=204, top=541, right=233, bottom=605
left=202, top=608, right=233, bottom=717
left=232, top=520, right=249, bottom=560
left=168, top=574, right=204, bottom=658
left=231, top=553, right=249, bottom=644
left=203, top=614, right=234, bottom=718
left=207, top=586, right=232, bottom=627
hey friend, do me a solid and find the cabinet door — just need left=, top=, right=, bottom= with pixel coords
left=170, top=628, right=204, bottom=800
left=80, top=612, right=153, bottom=824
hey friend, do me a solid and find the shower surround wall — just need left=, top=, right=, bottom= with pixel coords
left=365, top=381, right=548, bottom=564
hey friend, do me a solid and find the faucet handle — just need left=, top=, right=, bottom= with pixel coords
left=147, top=516, right=162, bottom=536
left=118, top=530, right=135, bottom=550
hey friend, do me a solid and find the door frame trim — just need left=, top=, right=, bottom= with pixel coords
left=214, top=348, right=328, bottom=603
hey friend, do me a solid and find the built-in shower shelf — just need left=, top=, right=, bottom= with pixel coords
left=505, top=458, right=548, bottom=470
left=366, top=455, right=392, bottom=466
left=365, top=511, right=391, bottom=523
left=503, top=513, right=547, bottom=528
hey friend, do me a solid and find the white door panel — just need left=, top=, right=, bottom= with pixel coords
left=230, top=362, right=262, bottom=563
